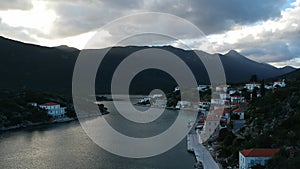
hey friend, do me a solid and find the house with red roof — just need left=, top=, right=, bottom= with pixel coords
left=239, top=148, right=280, bottom=169
left=233, top=108, right=245, bottom=120
left=39, top=102, right=66, bottom=118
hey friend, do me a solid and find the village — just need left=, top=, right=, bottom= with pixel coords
left=138, top=78, right=287, bottom=169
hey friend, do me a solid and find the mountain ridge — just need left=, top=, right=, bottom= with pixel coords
left=0, top=36, right=296, bottom=94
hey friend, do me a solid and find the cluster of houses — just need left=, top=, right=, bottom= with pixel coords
left=175, top=80, right=286, bottom=168
left=29, top=102, right=66, bottom=118
left=138, top=94, right=168, bottom=108
left=137, top=80, right=286, bottom=168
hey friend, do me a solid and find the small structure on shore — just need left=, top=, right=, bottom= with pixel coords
left=39, top=102, right=66, bottom=118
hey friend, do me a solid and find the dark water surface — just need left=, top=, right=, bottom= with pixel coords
left=0, top=101, right=195, bottom=169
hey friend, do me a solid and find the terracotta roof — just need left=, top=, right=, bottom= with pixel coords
left=211, top=109, right=224, bottom=114
left=200, top=100, right=210, bottom=102
left=40, top=102, right=59, bottom=106
left=240, top=148, right=280, bottom=157
left=206, top=115, right=220, bottom=121
left=223, top=108, right=231, bottom=114
left=220, top=117, right=227, bottom=122
left=233, top=108, right=244, bottom=113
left=198, top=118, right=205, bottom=124
left=216, top=84, right=230, bottom=88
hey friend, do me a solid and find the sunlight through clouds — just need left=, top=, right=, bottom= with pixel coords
left=0, top=1, right=56, bottom=34
left=0, top=0, right=299, bottom=67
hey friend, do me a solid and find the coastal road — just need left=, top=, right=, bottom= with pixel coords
left=190, top=132, right=219, bottom=169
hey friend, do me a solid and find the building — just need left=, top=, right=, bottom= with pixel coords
left=175, top=101, right=191, bottom=109
left=197, top=85, right=210, bottom=91
left=211, top=98, right=229, bottom=105
left=199, top=100, right=211, bottom=111
left=232, top=108, right=245, bottom=120
left=39, top=102, right=66, bottom=118
left=220, top=93, right=230, bottom=100
left=264, top=83, right=273, bottom=90
left=239, top=148, right=280, bottom=169
left=216, top=84, right=231, bottom=92
left=231, top=96, right=245, bottom=104
left=138, top=97, right=150, bottom=104
left=273, top=79, right=286, bottom=88
left=245, top=82, right=261, bottom=91
left=174, top=86, right=180, bottom=92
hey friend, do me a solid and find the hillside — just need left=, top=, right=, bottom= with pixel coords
left=217, top=71, right=300, bottom=168
left=0, top=36, right=295, bottom=95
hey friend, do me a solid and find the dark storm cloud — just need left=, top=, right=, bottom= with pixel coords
left=184, top=0, right=287, bottom=34
left=47, top=0, right=287, bottom=38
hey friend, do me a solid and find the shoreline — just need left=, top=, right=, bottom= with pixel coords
left=0, top=117, right=78, bottom=132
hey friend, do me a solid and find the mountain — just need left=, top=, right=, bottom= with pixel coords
left=275, top=68, right=300, bottom=81
left=0, top=36, right=296, bottom=94
left=219, top=50, right=296, bottom=82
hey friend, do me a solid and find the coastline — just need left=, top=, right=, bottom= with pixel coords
left=0, top=117, right=78, bottom=132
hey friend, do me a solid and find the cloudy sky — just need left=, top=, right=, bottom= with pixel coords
left=0, top=0, right=300, bottom=67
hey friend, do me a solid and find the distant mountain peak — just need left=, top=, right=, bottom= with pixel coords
left=225, top=50, right=241, bottom=56
left=55, top=45, right=79, bottom=52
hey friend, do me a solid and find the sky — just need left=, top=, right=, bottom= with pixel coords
left=0, top=0, right=299, bottom=68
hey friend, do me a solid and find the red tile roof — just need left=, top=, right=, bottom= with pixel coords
left=200, top=100, right=210, bottom=102
left=206, top=115, right=220, bottom=121
left=240, top=148, right=280, bottom=157
left=211, top=109, right=224, bottom=114
left=233, top=108, right=244, bottom=113
left=198, top=118, right=205, bottom=124
left=40, top=102, right=59, bottom=106
left=223, top=108, right=231, bottom=114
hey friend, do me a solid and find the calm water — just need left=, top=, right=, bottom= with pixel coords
left=0, top=101, right=195, bottom=169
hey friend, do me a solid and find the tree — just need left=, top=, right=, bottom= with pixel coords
left=250, top=74, right=258, bottom=82
left=252, top=87, right=259, bottom=101
left=252, top=164, right=266, bottom=169
left=231, top=113, right=240, bottom=120
left=260, top=79, right=266, bottom=97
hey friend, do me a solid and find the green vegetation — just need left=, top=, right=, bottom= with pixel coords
left=218, top=78, right=300, bottom=168
left=166, top=88, right=211, bottom=107
left=0, top=89, right=74, bottom=128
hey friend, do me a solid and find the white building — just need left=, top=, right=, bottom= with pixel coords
left=197, top=85, right=210, bottom=91
left=176, top=101, right=191, bottom=109
left=231, top=96, right=245, bottom=104
left=216, top=85, right=231, bottom=92
left=239, top=148, right=280, bottom=169
left=211, top=99, right=229, bottom=105
left=39, top=102, right=66, bottom=118
left=219, top=93, right=230, bottom=100
left=245, top=82, right=261, bottom=91
left=273, top=79, right=286, bottom=88
left=264, top=84, right=273, bottom=90
left=138, top=97, right=150, bottom=104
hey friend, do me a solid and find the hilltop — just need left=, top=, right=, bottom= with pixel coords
left=0, top=36, right=295, bottom=95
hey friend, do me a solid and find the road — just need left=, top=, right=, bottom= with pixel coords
left=190, top=132, right=219, bottom=169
